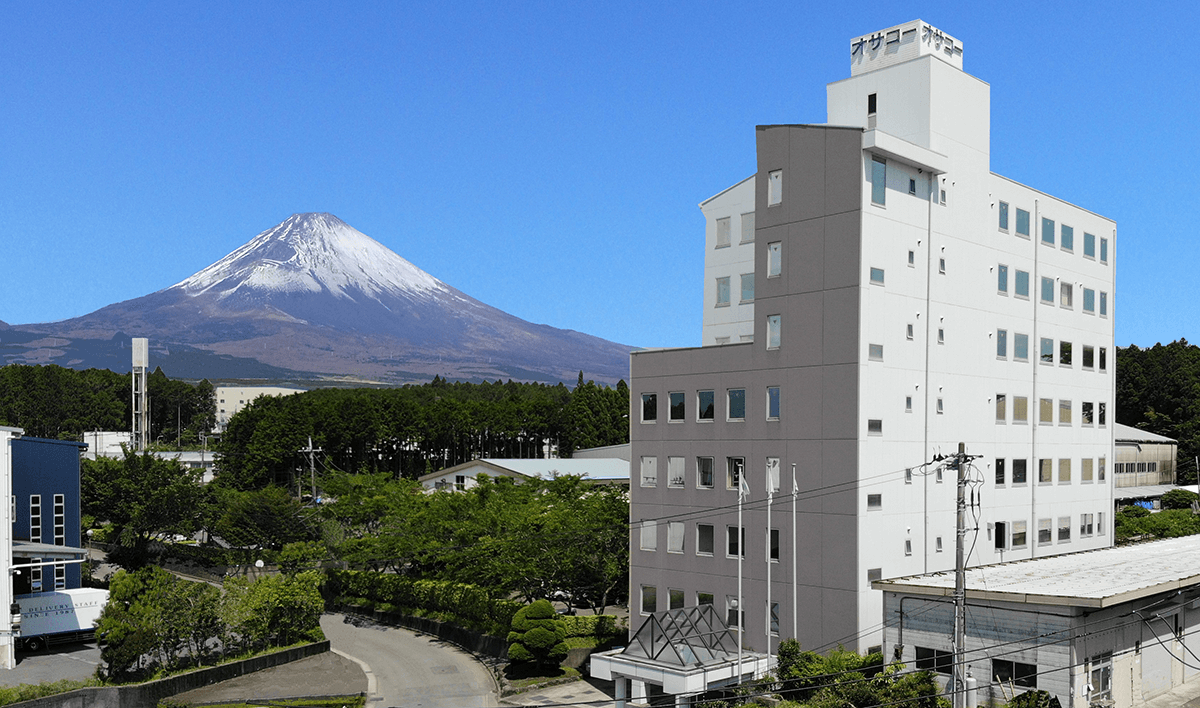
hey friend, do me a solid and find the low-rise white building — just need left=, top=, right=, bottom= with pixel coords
left=419, top=457, right=629, bottom=492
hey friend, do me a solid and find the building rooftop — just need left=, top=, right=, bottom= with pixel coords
left=875, top=535, right=1200, bottom=608
left=420, top=457, right=629, bottom=484
left=1115, top=423, right=1177, bottom=444
left=1114, top=484, right=1186, bottom=500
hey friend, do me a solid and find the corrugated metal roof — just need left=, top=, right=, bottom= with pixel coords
left=876, top=536, right=1200, bottom=607
left=1115, top=422, right=1177, bottom=444
left=1114, top=484, right=1185, bottom=500
left=480, top=458, right=629, bottom=481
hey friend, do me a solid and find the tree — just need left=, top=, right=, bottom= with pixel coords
left=506, top=600, right=568, bottom=669
left=1161, top=488, right=1198, bottom=510
left=773, top=639, right=948, bottom=708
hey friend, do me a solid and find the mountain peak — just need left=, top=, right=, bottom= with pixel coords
left=171, top=213, right=447, bottom=303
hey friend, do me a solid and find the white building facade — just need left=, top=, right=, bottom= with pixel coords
left=214, top=385, right=306, bottom=431
left=631, top=19, right=1116, bottom=657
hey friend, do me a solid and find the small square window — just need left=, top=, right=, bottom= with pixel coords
left=727, top=389, right=746, bottom=421
left=867, top=493, right=882, bottom=509
left=870, top=267, right=885, bottom=285
left=868, top=419, right=883, bottom=435
left=768, top=170, right=783, bottom=206
left=869, top=343, right=884, bottom=360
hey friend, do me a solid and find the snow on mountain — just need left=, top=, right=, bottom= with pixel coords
left=172, top=213, right=449, bottom=304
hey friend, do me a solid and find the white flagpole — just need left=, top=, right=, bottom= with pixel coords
left=792, top=463, right=798, bottom=641
left=738, top=467, right=748, bottom=684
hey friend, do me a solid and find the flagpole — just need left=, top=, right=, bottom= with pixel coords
left=792, top=463, right=798, bottom=641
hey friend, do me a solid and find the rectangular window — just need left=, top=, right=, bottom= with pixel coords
left=767, top=315, right=781, bottom=349
left=1012, top=520, right=1028, bottom=547
left=1099, top=402, right=1107, bottom=426
left=1015, top=333, right=1029, bottom=361
left=1100, top=291, right=1108, bottom=317
left=1082, top=401, right=1094, bottom=425
left=999, top=202, right=1009, bottom=231
left=908, top=250, right=915, bottom=266
left=1042, top=217, right=1055, bottom=245
left=768, top=170, right=782, bottom=206
left=697, top=457, right=714, bottom=488
left=1084, top=232, right=1096, bottom=258
left=1060, top=341, right=1072, bottom=366
left=916, top=647, right=953, bottom=676
left=1012, top=207, right=1032, bottom=238
left=29, top=494, right=41, bottom=544
left=939, top=258, right=946, bottom=274
left=697, top=524, right=714, bottom=555
left=1059, top=516, right=1072, bottom=542
left=53, top=494, right=64, bottom=546
left=1059, top=458, right=1072, bottom=483
left=741, top=212, right=755, bottom=243
left=869, top=267, right=885, bottom=285
left=1082, top=458, right=1094, bottom=482
left=867, top=493, right=882, bottom=509
left=698, top=391, right=715, bottom=420
left=1100, top=237, right=1108, bottom=263
left=54, top=563, right=65, bottom=590
left=908, top=178, right=916, bottom=195
left=871, top=157, right=887, bottom=205
left=997, top=329, right=1007, bottom=358
left=906, top=323, right=914, bottom=340
left=1039, top=458, right=1053, bottom=483
left=740, top=273, right=755, bottom=303
left=667, top=457, right=685, bottom=488
left=641, top=585, right=657, bottom=614
left=905, top=396, right=913, bottom=413
left=1039, top=398, right=1053, bottom=425
left=715, top=277, right=730, bottom=307
left=1015, top=269, right=1030, bottom=298
left=1040, top=338, right=1054, bottom=363
left=937, top=327, right=945, bottom=345
left=1013, top=459, right=1028, bottom=484
left=997, top=264, right=1009, bottom=293
left=1060, top=400, right=1072, bottom=425
left=769, top=528, right=780, bottom=561
left=868, top=419, right=883, bottom=435
left=669, top=588, right=685, bottom=610
left=727, top=457, right=744, bottom=490
left=669, top=391, right=685, bottom=421
left=869, top=343, right=884, bottom=360
left=1099, top=511, right=1106, bottom=534
left=936, top=398, right=944, bottom=415
left=641, top=393, right=657, bottom=422
left=1100, top=347, right=1108, bottom=371
left=30, top=558, right=41, bottom=593
left=716, top=217, right=731, bottom=248
left=995, top=521, right=1008, bottom=550
left=1081, top=513, right=1095, bottom=537
left=996, top=393, right=1006, bottom=422
left=667, top=521, right=684, bottom=553
left=1013, top=396, right=1028, bottom=422
left=769, top=602, right=780, bottom=635
left=1038, top=518, right=1052, bottom=545
left=905, top=539, right=913, bottom=555
left=766, top=457, right=780, bottom=493
left=993, top=660, right=1037, bottom=689
left=640, top=457, right=657, bottom=487
left=1061, top=224, right=1074, bottom=251
left=1060, top=282, right=1073, bottom=309
left=728, top=389, right=746, bottom=420
left=697, top=592, right=714, bottom=606
left=1083, top=345, right=1095, bottom=369
left=1083, top=288, right=1095, bottom=313
left=726, top=596, right=744, bottom=629
left=996, top=458, right=1006, bottom=485
left=726, top=526, right=745, bottom=558
left=767, top=387, right=781, bottom=420
left=640, top=520, right=657, bottom=551
left=1040, top=276, right=1054, bottom=304
left=767, top=242, right=782, bottom=277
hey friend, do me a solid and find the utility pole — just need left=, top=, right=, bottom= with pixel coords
left=953, top=441, right=967, bottom=708
left=300, top=436, right=321, bottom=502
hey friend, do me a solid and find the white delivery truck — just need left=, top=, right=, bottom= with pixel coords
left=14, top=588, right=108, bottom=651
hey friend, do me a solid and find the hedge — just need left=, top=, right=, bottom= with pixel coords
left=324, top=570, right=522, bottom=637
left=560, top=613, right=623, bottom=639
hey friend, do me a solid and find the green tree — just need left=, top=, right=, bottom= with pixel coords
left=773, top=639, right=948, bottom=708
left=1161, top=488, right=1198, bottom=510
left=506, top=600, right=569, bottom=669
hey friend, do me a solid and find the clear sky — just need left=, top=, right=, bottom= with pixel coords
left=1, top=2, right=1194, bottom=351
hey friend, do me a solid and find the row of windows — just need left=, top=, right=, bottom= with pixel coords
left=914, top=647, right=1037, bottom=689
left=997, top=265, right=1110, bottom=316
left=712, top=242, right=784, bottom=308
left=994, top=456, right=1107, bottom=485
left=997, top=331, right=1109, bottom=372
left=994, top=512, right=1107, bottom=550
left=869, top=157, right=944, bottom=208
left=714, top=212, right=756, bottom=249
left=998, top=201, right=1110, bottom=264
left=640, top=388, right=781, bottom=425
left=639, top=520, right=780, bottom=561
left=639, top=455, right=783, bottom=491
left=638, top=585, right=778, bottom=633
left=995, top=395, right=1108, bottom=427
left=1114, top=462, right=1160, bottom=474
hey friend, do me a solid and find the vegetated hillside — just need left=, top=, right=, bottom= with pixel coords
left=1117, top=339, right=1200, bottom=484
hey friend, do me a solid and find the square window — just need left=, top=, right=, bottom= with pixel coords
left=697, top=524, right=714, bottom=555
left=740, top=273, right=755, bottom=303
left=727, top=457, right=745, bottom=490
left=640, top=457, right=658, bottom=487
left=1013, top=459, right=1028, bottom=484
left=1083, top=288, right=1095, bottom=313
left=996, top=393, right=1006, bottom=422
left=1060, top=282, right=1073, bottom=309
left=1042, top=217, right=1055, bottom=246
left=871, top=157, right=886, bottom=206
left=869, top=343, right=884, bottom=360
left=1084, top=232, right=1096, bottom=258
left=998, top=264, right=1009, bottom=293
left=727, top=389, right=746, bottom=420
left=640, top=520, right=657, bottom=551
left=767, top=387, right=781, bottom=420
left=641, top=585, right=657, bottom=614
left=1100, top=237, right=1108, bottom=263
left=997, top=329, right=1007, bottom=358
left=1015, top=333, right=1029, bottom=361
left=669, top=392, right=685, bottom=421
left=1014, top=396, right=1028, bottom=422
left=740, top=212, right=755, bottom=243
left=1059, top=458, right=1072, bottom=482
left=867, top=493, right=882, bottom=508
left=715, top=277, right=730, bottom=307
left=870, top=267, right=885, bottom=285
left=667, top=457, right=685, bottom=487
left=698, top=592, right=714, bottom=606
left=698, top=391, right=715, bottom=420
left=1015, top=270, right=1030, bottom=298
left=1040, top=276, right=1054, bottom=304
left=767, top=315, right=781, bottom=349
left=697, top=457, right=714, bottom=488
left=641, top=393, right=658, bottom=422
left=768, top=170, right=783, bottom=206
left=868, top=419, right=883, bottom=435
left=716, top=217, right=731, bottom=248
left=1060, top=341, right=1072, bottom=366
left=1016, top=208, right=1030, bottom=237
left=1040, top=338, right=1054, bottom=363
left=767, top=242, right=782, bottom=277
left=667, top=521, right=684, bottom=553
left=1061, top=224, right=1074, bottom=251
left=999, top=202, right=1009, bottom=231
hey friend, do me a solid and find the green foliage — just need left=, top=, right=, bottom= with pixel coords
left=1004, top=690, right=1061, bottom=708
left=1161, top=488, right=1199, bottom=510
left=508, top=600, right=569, bottom=669
left=1116, top=508, right=1200, bottom=542
left=221, top=571, right=325, bottom=649
left=1116, top=340, right=1200, bottom=484
left=773, top=639, right=948, bottom=708
left=279, top=541, right=327, bottom=575
left=1119, top=505, right=1150, bottom=518
left=0, top=678, right=101, bottom=707
left=324, top=570, right=521, bottom=636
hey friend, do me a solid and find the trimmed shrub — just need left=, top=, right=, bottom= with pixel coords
left=508, top=600, right=568, bottom=669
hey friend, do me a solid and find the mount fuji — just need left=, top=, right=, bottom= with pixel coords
left=3, top=213, right=632, bottom=385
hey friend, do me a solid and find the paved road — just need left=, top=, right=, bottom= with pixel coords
left=321, top=613, right=499, bottom=708
left=0, top=641, right=100, bottom=686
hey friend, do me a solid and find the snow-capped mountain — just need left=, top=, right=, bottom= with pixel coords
left=9, top=213, right=631, bottom=385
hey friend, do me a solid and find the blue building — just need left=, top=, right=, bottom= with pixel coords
left=10, top=437, right=86, bottom=593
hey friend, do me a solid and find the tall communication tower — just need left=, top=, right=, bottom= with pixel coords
left=131, top=338, right=149, bottom=451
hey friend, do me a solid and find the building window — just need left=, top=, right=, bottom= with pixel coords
left=1041, top=217, right=1055, bottom=246
left=769, top=528, right=780, bottom=561
left=741, top=273, right=755, bottom=303
left=1038, top=518, right=1052, bottom=545
left=715, top=277, right=730, bottom=307
left=1039, top=458, right=1053, bottom=483
left=640, top=457, right=657, bottom=487
left=716, top=217, right=731, bottom=248
left=1099, top=401, right=1107, bottom=426
left=767, top=387, right=781, bottom=420
left=639, top=521, right=657, bottom=551
left=916, top=647, right=953, bottom=675
left=728, top=389, right=746, bottom=420
left=1013, top=396, right=1028, bottom=423
left=868, top=419, right=883, bottom=435
left=668, top=588, right=685, bottom=610
left=1082, top=401, right=1094, bottom=426
left=869, top=343, right=884, bottom=361
left=1061, top=224, right=1074, bottom=251
left=1098, top=511, right=1106, bottom=534
left=667, top=457, right=685, bottom=488
left=1082, top=457, right=1094, bottom=481
left=936, top=536, right=943, bottom=552
left=996, top=394, right=1007, bottom=422
left=867, top=493, right=882, bottom=509
left=1082, top=345, right=1095, bottom=369
left=697, top=457, right=714, bottom=489
left=999, top=202, right=1009, bottom=231
left=1059, top=400, right=1072, bottom=425
left=905, top=467, right=913, bottom=483
left=769, top=602, right=780, bottom=635
left=908, top=178, right=916, bottom=195
left=1012, top=520, right=1028, bottom=548
left=641, top=585, right=657, bottom=614
left=767, top=315, right=781, bottom=349
left=668, top=391, right=685, bottom=421
left=1060, top=341, right=1072, bottom=366
left=1083, top=288, right=1096, bottom=313
left=1081, top=513, right=1095, bottom=537
left=1040, top=338, right=1054, bottom=363
left=869, top=267, right=885, bottom=285
left=698, top=390, right=715, bottom=420
left=54, top=563, right=65, bottom=590
left=1060, top=282, right=1073, bottom=309
left=995, top=458, right=1006, bottom=485
left=768, top=169, right=783, bottom=206
left=727, top=526, right=745, bottom=558
left=1100, top=347, right=1108, bottom=371
left=906, top=323, right=914, bottom=340
left=993, top=660, right=1037, bottom=689
left=1015, top=333, right=1029, bottom=361
left=871, top=157, right=886, bottom=205
left=1058, top=516, right=1071, bottom=542
left=29, top=495, right=41, bottom=543
left=740, top=212, right=755, bottom=243
left=905, top=396, right=913, bottom=413
left=1039, top=398, right=1053, bottom=425
left=767, top=241, right=782, bottom=277
left=1100, top=237, right=1109, bottom=263
left=936, top=398, right=944, bottom=415
left=997, top=264, right=1008, bottom=293
left=1016, top=208, right=1030, bottom=237
left=30, top=558, right=42, bottom=593
left=908, top=249, right=915, bottom=267
left=937, top=328, right=945, bottom=344
left=727, top=457, right=744, bottom=490
left=1040, top=276, right=1054, bottom=304
left=939, top=258, right=946, bottom=274
left=1013, top=458, right=1028, bottom=484
left=1089, top=652, right=1112, bottom=702
left=641, top=393, right=657, bottom=422
left=697, top=592, right=714, bottom=606
left=904, top=539, right=912, bottom=555
left=1084, top=232, right=1096, bottom=258
left=697, top=524, right=714, bottom=555
left=1015, top=269, right=1030, bottom=298
left=994, top=521, right=1008, bottom=550
left=726, top=596, right=744, bottom=629
left=455, top=474, right=466, bottom=491
left=766, top=457, right=780, bottom=493
left=1059, top=457, right=1072, bottom=483
left=997, top=329, right=1007, bottom=358
left=1100, top=291, right=1108, bottom=317
left=667, top=522, right=684, bottom=553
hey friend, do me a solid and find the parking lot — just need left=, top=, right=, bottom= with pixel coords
left=0, top=641, right=101, bottom=686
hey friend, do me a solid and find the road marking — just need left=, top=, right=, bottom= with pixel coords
left=331, top=648, right=377, bottom=701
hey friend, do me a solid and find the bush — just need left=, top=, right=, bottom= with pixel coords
left=1161, top=488, right=1199, bottom=510
left=1120, top=505, right=1150, bottom=518
left=508, top=600, right=568, bottom=669
left=324, top=570, right=519, bottom=636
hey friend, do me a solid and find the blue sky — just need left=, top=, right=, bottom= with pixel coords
left=0, top=2, right=1194, bottom=351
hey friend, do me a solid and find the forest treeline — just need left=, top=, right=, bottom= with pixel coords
left=1116, top=339, right=1200, bottom=484
left=215, top=374, right=628, bottom=489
